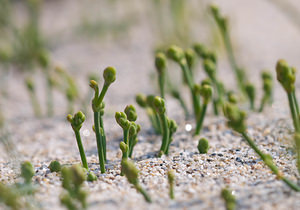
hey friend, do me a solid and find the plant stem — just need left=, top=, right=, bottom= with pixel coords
left=292, top=91, right=300, bottom=117
left=169, top=184, right=174, bottom=199
left=99, top=114, right=107, bottom=162
left=288, top=93, right=300, bottom=132
left=194, top=104, right=208, bottom=135
left=29, top=90, right=42, bottom=118
left=74, top=130, right=88, bottom=169
left=158, top=114, right=170, bottom=156
left=259, top=96, right=267, bottom=112
left=158, top=72, right=165, bottom=99
left=241, top=132, right=300, bottom=192
left=180, top=62, right=200, bottom=118
left=94, top=111, right=105, bottom=173
left=123, top=129, right=129, bottom=158
left=46, top=75, right=54, bottom=117
left=136, top=184, right=152, bottom=203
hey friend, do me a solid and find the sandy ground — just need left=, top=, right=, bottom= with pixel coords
left=1, top=0, right=300, bottom=209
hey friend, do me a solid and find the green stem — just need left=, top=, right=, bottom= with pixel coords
left=169, top=184, right=174, bottom=199
left=154, top=112, right=162, bottom=133
left=241, top=132, right=300, bottom=192
left=74, top=130, right=88, bottom=169
left=213, top=99, right=219, bottom=116
left=180, top=62, right=201, bottom=117
left=174, top=93, right=189, bottom=118
left=194, top=104, right=208, bottom=135
left=158, top=114, right=170, bottom=156
left=94, top=111, right=106, bottom=173
left=259, top=95, right=267, bottom=112
left=97, top=84, right=109, bottom=105
left=99, top=114, right=107, bottom=162
left=288, top=93, right=300, bottom=132
left=136, top=184, right=152, bottom=203
left=46, top=75, right=54, bottom=117
left=123, top=129, right=129, bottom=158
left=292, top=91, right=300, bottom=117
left=158, top=72, right=165, bottom=99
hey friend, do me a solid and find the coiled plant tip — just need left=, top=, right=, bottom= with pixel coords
left=198, top=138, right=209, bottom=154
left=48, top=160, right=61, bottom=173
left=124, top=105, right=137, bottom=122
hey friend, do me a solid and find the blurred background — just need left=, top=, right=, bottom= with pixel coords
left=1, top=0, right=300, bottom=121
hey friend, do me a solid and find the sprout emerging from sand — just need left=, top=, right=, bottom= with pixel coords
left=198, top=138, right=209, bottom=154
left=259, top=71, right=273, bottom=112
left=48, top=160, right=61, bottom=173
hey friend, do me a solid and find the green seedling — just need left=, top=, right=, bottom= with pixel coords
left=223, top=103, right=300, bottom=191
left=276, top=60, right=300, bottom=131
left=82, top=73, right=100, bottom=115
left=146, top=95, right=162, bottom=134
left=167, top=45, right=201, bottom=119
left=121, top=159, right=152, bottom=203
left=170, top=88, right=189, bottom=118
left=90, top=66, right=116, bottom=173
left=155, top=52, right=167, bottom=99
left=259, top=71, right=273, bottom=112
left=136, top=94, right=161, bottom=133
left=194, top=83, right=213, bottom=135
left=167, top=170, right=175, bottom=200
left=210, top=4, right=246, bottom=93
left=87, top=171, right=97, bottom=182
left=227, top=91, right=238, bottom=104
left=221, top=188, right=236, bottom=210
left=21, top=161, right=34, bottom=184
left=124, top=105, right=140, bottom=158
left=0, top=182, right=21, bottom=210
left=153, top=96, right=170, bottom=157
left=245, top=83, right=256, bottom=110
left=25, top=77, right=42, bottom=117
left=198, top=138, right=209, bottom=154
left=48, top=160, right=61, bottom=173
left=185, top=48, right=196, bottom=72
left=203, top=59, right=225, bottom=115
left=165, top=119, right=178, bottom=155
left=60, top=165, right=88, bottom=210
left=67, top=111, right=88, bottom=170
left=115, top=111, right=131, bottom=159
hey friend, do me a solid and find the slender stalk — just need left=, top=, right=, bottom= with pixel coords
left=136, top=185, right=152, bottom=203
left=180, top=62, right=201, bottom=117
left=241, top=132, right=300, bottom=192
left=288, top=93, right=300, bottom=132
left=123, top=129, right=129, bottom=158
left=259, top=96, right=267, bottom=112
left=46, top=75, right=54, bottom=117
left=292, top=91, right=300, bottom=117
left=99, top=115, right=106, bottom=162
left=194, top=104, right=208, bottom=135
left=74, top=130, right=88, bottom=169
left=159, top=72, right=165, bottom=99
left=158, top=114, right=170, bottom=156
left=94, top=112, right=105, bottom=173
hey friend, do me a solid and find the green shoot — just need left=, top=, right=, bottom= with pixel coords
left=67, top=111, right=88, bottom=170
left=90, top=66, right=116, bottom=173
left=259, top=71, right=273, bottom=112
left=227, top=91, right=238, bottom=104
left=153, top=96, right=170, bottom=157
left=25, top=77, right=42, bottom=117
left=194, top=43, right=217, bottom=64
left=115, top=111, right=131, bottom=160
left=20, top=161, right=34, bottom=184
left=165, top=119, right=178, bottom=155
left=223, top=103, right=300, bottom=191
left=167, top=45, right=201, bottom=119
left=60, top=165, right=88, bottom=210
left=48, top=160, right=61, bottom=173
left=210, top=4, right=246, bottom=93
left=167, top=170, right=175, bottom=200
left=221, top=188, right=236, bottom=210
left=194, top=83, right=213, bottom=135
left=121, top=159, right=152, bottom=203
left=203, top=59, right=225, bottom=115
left=245, top=83, right=256, bottom=111
left=0, top=182, right=22, bottom=210
left=276, top=59, right=300, bottom=131
left=155, top=52, right=167, bottom=99
left=294, top=133, right=300, bottom=176
left=198, top=138, right=209, bottom=154
left=124, top=105, right=140, bottom=158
